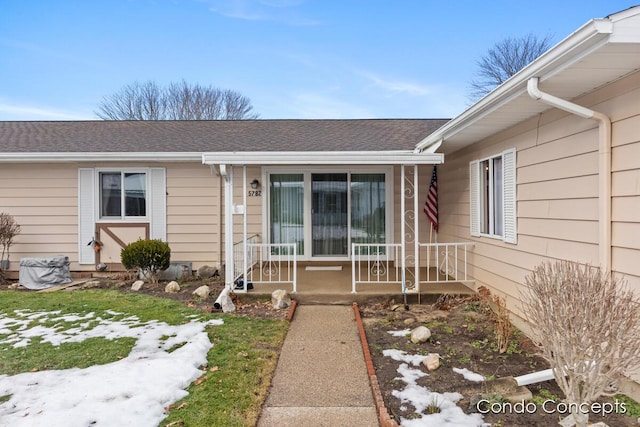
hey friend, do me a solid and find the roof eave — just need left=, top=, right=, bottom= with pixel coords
left=202, top=151, right=444, bottom=165
left=0, top=152, right=203, bottom=163
left=414, top=17, right=614, bottom=152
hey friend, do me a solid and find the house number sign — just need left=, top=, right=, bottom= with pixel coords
left=248, top=190, right=262, bottom=197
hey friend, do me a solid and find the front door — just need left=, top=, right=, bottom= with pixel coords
left=312, top=173, right=348, bottom=256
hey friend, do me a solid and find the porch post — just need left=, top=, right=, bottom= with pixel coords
left=400, top=165, right=406, bottom=293
left=220, top=164, right=235, bottom=289
left=242, top=165, right=248, bottom=292
left=414, top=164, right=420, bottom=292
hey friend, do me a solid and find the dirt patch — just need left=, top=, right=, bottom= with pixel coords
left=359, top=295, right=636, bottom=427
left=2, top=275, right=290, bottom=321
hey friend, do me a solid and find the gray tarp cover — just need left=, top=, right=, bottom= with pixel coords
left=19, top=256, right=72, bottom=290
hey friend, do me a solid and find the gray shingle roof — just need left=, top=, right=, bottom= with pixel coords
left=0, top=119, right=449, bottom=153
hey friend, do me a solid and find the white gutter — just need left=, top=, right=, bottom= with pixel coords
left=527, top=77, right=612, bottom=272
left=0, top=152, right=202, bottom=162
left=414, top=17, right=613, bottom=153
left=202, top=151, right=443, bottom=165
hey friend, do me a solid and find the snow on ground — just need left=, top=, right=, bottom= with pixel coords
left=383, top=348, right=488, bottom=427
left=0, top=309, right=223, bottom=427
left=387, top=328, right=411, bottom=337
left=453, top=367, right=485, bottom=383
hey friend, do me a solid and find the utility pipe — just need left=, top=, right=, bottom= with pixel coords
left=527, top=77, right=612, bottom=272
left=515, top=368, right=555, bottom=386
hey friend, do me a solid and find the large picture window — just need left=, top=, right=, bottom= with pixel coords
left=470, top=149, right=516, bottom=243
left=267, top=168, right=391, bottom=259
left=99, top=171, right=147, bottom=219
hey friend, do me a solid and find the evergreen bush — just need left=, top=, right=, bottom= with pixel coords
left=121, top=239, right=171, bottom=283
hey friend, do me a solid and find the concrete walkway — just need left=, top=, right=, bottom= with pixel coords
left=257, top=305, right=379, bottom=427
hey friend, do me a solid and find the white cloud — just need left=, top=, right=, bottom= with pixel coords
left=282, top=91, right=374, bottom=119
left=0, top=102, right=94, bottom=121
left=203, top=0, right=320, bottom=25
left=358, top=70, right=434, bottom=97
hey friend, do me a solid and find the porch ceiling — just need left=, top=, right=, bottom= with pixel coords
left=417, top=7, right=640, bottom=155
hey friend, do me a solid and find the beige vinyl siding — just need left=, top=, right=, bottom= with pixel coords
left=439, top=70, right=640, bottom=311
left=166, top=164, right=222, bottom=266
left=0, top=164, right=79, bottom=269
left=0, top=162, right=228, bottom=271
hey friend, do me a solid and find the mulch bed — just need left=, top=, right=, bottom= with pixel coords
left=358, top=295, right=636, bottom=427
left=1, top=274, right=290, bottom=320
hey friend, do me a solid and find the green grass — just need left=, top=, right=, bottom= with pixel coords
left=615, top=394, right=640, bottom=418
left=0, top=290, right=288, bottom=427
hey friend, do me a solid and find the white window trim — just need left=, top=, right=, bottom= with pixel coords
left=469, top=148, right=517, bottom=244
left=78, top=167, right=166, bottom=265
left=262, top=166, right=395, bottom=261
left=95, top=168, right=151, bottom=222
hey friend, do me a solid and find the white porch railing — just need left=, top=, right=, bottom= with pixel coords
left=233, top=234, right=260, bottom=281
left=244, top=243, right=297, bottom=293
left=351, top=242, right=474, bottom=293
left=418, top=242, right=474, bottom=284
left=351, top=243, right=403, bottom=293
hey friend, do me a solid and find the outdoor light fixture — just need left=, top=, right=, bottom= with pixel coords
left=250, top=179, right=261, bottom=189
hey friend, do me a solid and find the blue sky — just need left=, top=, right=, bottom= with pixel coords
left=0, top=0, right=635, bottom=121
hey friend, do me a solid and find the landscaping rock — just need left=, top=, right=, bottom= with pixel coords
left=197, top=265, right=217, bottom=279
left=410, top=325, right=431, bottom=343
left=423, top=353, right=440, bottom=371
left=131, top=280, right=144, bottom=291
left=165, top=281, right=180, bottom=293
left=271, top=289, right=292, bottom=309
left=192, top=285, right=210, bottom=299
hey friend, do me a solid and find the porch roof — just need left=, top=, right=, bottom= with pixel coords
left=201, top=150, right=443, bottom=165
left=0, top=119, right=449, bottom=163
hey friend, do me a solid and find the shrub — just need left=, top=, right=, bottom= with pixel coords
left=121, top=239, right=171, bottom=284
left=521, top=260, right=640, bottom=427
left=0, top=212, right=21, bottom=265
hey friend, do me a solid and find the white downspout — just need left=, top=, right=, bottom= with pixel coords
left=527, top=77, right=612, bottom=272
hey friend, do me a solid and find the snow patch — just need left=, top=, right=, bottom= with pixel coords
left=453, top=367, right=485, bottom=383
left=383, top=348, right=426, bottom=367
left=387, top=328, right=411, bottom=337
left=384, top=349, right=487, bottom=426
left=0, top=310, right=223, bottom=427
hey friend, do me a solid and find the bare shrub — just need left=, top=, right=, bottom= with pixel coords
left=0, top=212, right=21, bottom=265
left=478, top=286, right=514, bottom=354
left=521, top=260, right=640, bottom=426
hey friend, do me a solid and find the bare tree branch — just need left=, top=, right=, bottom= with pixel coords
left=469, top=33, right=553, bottom=101
left=96, top=80, right=259, bottom=120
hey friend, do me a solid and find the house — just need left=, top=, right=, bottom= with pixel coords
left=417, top=5, right=640, bottom=395
left=1, top=3, right=640, bottom=389
left=0, top=6, right=638, bottom=296
left=0, top=119, right=452, bottom=295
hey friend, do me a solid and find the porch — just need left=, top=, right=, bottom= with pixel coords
left=242, top=262, right=476, bottom=304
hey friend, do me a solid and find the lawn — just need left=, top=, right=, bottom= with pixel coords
left=0, top=290, right=288, bottom=427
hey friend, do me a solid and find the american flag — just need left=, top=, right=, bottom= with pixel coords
left=424, top=166, right=438, bottom=231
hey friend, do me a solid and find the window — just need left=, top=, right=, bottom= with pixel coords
left=266, top=168, right=391, bottom=259
left=79, top=168, right=165, bottom=264
left=270, top=173, right=304, bottom=255
left=99, top=171, right=147, bottom=219
left=470, top=149, right=516, bottom=243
